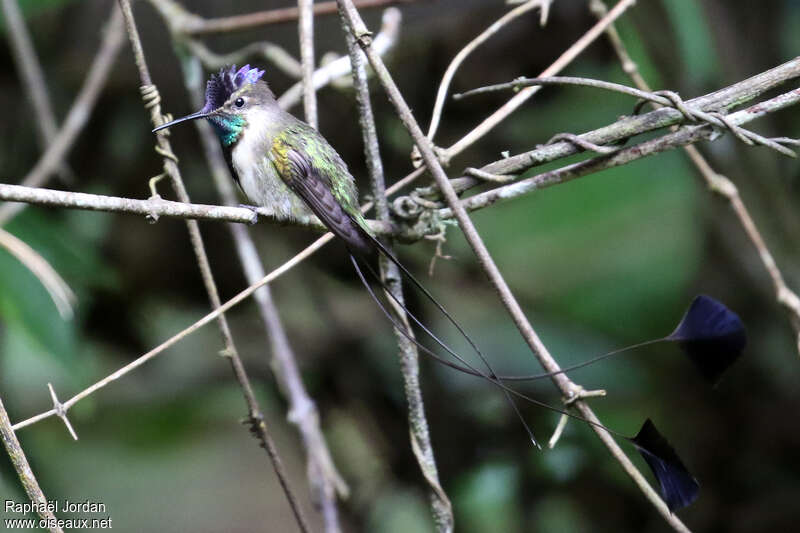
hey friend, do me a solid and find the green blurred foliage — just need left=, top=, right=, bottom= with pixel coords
left=1, top=1, right=799, bottom=532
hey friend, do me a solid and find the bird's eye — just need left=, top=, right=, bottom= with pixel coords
left=235, top=97, right=245, bottom=108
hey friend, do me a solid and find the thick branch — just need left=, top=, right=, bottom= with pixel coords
left=443, top=85, right=800, bottom=217
left=0, top=398, right=63, bottom=533
left=444, top=56, right=800, bottom=196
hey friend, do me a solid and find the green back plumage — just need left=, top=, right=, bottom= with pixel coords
left=270, top=122, right=368, bottom=231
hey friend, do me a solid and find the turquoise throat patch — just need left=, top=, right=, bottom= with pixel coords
left=210, top=114, right=245, bottom=146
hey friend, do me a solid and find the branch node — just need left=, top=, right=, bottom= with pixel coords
left=563, top=384, right=606, bottom=406
left=411, top=144, right=450, bottom=169
left=219, top=347, right=235, bottom=359
left=778, top=287, right=800, bottom=317
left=237, top=204, right=261, bottom=225
left=707, top=173, right=738, bottom=199
left=47, top=383, right=78, bottom=441
left=425, top=226, right=453, bottom=276
left=287, top=396, right=315, bottom=425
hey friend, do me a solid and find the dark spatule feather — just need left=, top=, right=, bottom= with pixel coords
left=629, top=419, right=700, bottom=512
left=667, top=295, right=746, bottom=383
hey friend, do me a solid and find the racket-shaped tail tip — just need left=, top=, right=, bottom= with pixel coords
left=629, top=419, right=699, bottom=513
left=667, top=294, right=746, bottom=384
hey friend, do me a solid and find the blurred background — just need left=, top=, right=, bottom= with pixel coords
left=1, top=0, right=799, bottom=531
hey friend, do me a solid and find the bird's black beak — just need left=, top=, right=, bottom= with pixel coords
left=152, top=109, right=210, bottom=133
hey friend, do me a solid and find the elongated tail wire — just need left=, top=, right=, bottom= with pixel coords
left=364, top=232, right=662, bottom=382
left=348, top=252, right=632, bottom=442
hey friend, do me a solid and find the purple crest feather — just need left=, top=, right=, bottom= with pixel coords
left=202, top=64, right=265, bottom=112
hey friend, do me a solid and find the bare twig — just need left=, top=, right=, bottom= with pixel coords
left=339, top=6, right=453, bottom=530
left=278, top=7, right=402, bottom=111
left=181, top=0, right=418, bottom=35
left=299, top=0, right=318, bottom=128
left=456, top=75, right=797, bottom=157
left=336, top=1, right=691, bottom=530
left=117, top=1, right=310, bottom=531
left=436, top=56, right=800, bottom=199
left=11, top=234, right=333, bottom=432
left=0, top=398, right=64, bottom=533
left=185, top=38, right=303, bottom=78
left=426, top=0, right=546, bottom=141
left=0, top=183, right=258, bottom=223
left=0, top=5, right=124, bottom=226
left=688, top=153, right=800, bottom=353
left=443, top=0, right=637, bottom=161
left=443, top=86, right=800, bottom=217
left=1, top=0, right=71, bottom=181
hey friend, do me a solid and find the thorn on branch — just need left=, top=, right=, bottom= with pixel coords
left=242, top=413, right=268, bottom=448
left=47, top=383, right=78, bottom=441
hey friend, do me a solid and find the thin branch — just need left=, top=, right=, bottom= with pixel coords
left=0, top=183, right=406, bottom=237
left=456, top=75, right=796, bottom=157
left=117, top=1, right=310, bottom=531
left=0, top=5, right=124, bottom=226
left=426, top=0, right=546, bottom=141
left=4, top=60, right=797, bottom=240
left=438, top=56, right=800, bottom=198
left=335, top=1, right=691, bottom=530
left=0, top=398, right=64, bottom=533
left=1, top=0, right=71, bottom=181
left=299, top=0, right=319, bottom=128
left=443, top=86, right=800, bottom=217
left=443, top=0, right=637, bottom=161
left=181, top=0, right=418, bottom=35
left=185, top=38, right=303, bottom=78
left=0, top=229, right=75, bottom=319
left=0, top=183, right=258, bottom=223
left=339, top=6, right=453, bottom=531
left=587, top=0, right=800, bottom=353
left=278, top=7, right=402, bottom=111
left=11, top=233, right=333, bottom=433
left=179, top=52, right=347, bottom=532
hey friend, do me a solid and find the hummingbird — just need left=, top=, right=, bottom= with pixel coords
left=153, top=64, right=373, bottom=255
left=152, top=65, right=749, bottom=512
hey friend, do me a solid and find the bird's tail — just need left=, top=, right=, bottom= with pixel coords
left=346, top=238, right=701, bottom=511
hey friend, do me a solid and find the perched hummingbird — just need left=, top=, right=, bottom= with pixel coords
left=154, top=64, right=373, bottom=255
left=152, top=65, right=750, bottom=512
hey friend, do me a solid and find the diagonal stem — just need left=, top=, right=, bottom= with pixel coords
left=0, top=398, right=64, bottom=533
left=338, top=5, right=453, bottom=531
